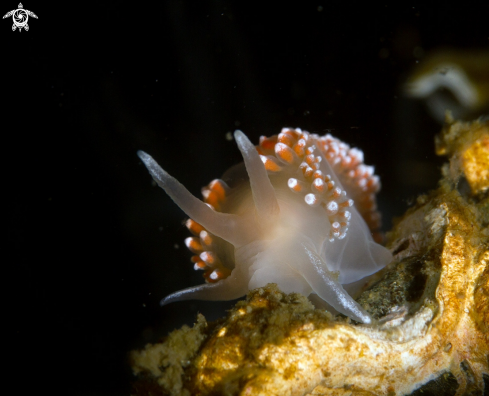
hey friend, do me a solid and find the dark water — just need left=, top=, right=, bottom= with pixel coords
left=3, top=2, right=488, bottom=395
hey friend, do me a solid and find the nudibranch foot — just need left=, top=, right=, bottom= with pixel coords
left=138, top=128, right=392, bottom=324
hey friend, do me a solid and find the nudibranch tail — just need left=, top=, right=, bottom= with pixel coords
left=137, top=150, right=252, bottom=247
left=234, top=130, right=280, bottom=228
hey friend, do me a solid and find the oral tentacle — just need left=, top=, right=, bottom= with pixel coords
left=137, top=150, right=252, bottom=247
left=298, top=242, right=372, bottom=324
left=159, top=264, right=249, bottom=305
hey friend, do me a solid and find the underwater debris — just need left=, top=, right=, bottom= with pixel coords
left=404, top=49, right=489, bottom=122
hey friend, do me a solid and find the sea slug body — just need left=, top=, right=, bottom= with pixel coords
left=138, top=128, right=392, bottom=323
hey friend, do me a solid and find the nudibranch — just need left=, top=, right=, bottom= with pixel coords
left=138, top=128, right=392, bottom=323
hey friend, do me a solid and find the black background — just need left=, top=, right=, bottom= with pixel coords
left=4, top=1, right=488, bottom=395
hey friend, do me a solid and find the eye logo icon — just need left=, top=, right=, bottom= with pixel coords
left=3, top=3, right=37, bottom=32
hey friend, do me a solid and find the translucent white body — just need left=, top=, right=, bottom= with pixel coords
left=138, top=130, right=392, bottom=323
